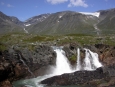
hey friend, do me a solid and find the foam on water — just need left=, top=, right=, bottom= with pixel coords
left=13, top=47, right=102, bottom=87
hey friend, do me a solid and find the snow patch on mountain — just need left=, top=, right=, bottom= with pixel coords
left=24, top=24, right=31, bottom=26
left=59, top=16, right=62, bottom=18
left=79, top=12, right=100, bottom=17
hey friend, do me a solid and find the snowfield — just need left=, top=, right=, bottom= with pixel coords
left=79, top=12, right=100, bottom=17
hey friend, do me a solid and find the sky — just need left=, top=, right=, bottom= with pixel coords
left=0, top=0, right=115, bottom=21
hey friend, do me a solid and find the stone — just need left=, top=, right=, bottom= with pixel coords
left=0, top=45, right=56, bottom=87
left=41, top=67, right=106, bottom=86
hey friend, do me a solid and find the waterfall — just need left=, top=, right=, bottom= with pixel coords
left=18, top=54, right=35, bottom=77
left=83, top=49, right=93, bottom=70
left=53, top=48, right=72, bottom=75
left=88, top=49, right=102, bottom=69
left=76, top=48, right=81, bottom=71
left=83, top=48, right=102, bottom=71
left=13, top=47, right=102, bottom=87
left=13, top=47, right=72, bottom=87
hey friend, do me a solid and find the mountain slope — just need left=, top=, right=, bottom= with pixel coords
left=0, top=8, right=115, bottom=35
left=27, top=11, right=99, bottom=35
left=10, top=16, right=24, bottom=27
left=0, top=11, right=24, bottom=34
left=97, top=8, right=115, bottom=35
left=24, top=13, right=51, bottom=27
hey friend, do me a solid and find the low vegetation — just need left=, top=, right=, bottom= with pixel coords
left=0, top=33, right=115, bottom=51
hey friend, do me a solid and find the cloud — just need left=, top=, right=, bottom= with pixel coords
left=47, top=0, right=68, bottom=4
left=68, top=0, right=88, bottom=7
left=46, top=0, right=88, bottom=7
left=7, top=4, right=14, bottom=7
left=1, top=2, right=14, bottom=7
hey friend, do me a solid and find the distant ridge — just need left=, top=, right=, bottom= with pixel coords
left=0, top=8, right=115, bottom=35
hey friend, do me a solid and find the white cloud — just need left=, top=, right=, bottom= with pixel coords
left=46, top=0, right=88, bottom=7
left=1, top=2, right=14, bottom=8
left=47, top=0, right=68, bottom=4
left=7, top=4, right=14, bottom=7
left=68, top=0, right=88, bottom=7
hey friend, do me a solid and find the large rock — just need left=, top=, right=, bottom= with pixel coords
left=0, top=45, right=56, bottom=87
left=62, top=43, right=85, bottom=66
left=41, top=67, right=106, bottom=86
left=40, top=44, right=115, bottom=87
left=94, top=44, right=115, bottom=66
left=1, top=44, right=115, bottom=87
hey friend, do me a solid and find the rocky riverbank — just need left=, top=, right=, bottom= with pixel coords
left=0, top=45, right=56, bottom=87
left=0, top=44, right=115, bottom=87
left=40, top=43, right=115, bottom=87
left=41, top=65, right=115, bottom=87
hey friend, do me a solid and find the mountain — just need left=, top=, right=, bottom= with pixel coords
left=0, top=11, right=24, bottom=34
left=24, top=13, right=51, bottom=27
left=10, top=16, right=24, bottom=27
left=0, top=11, right=51, bottom=34
left=0, top=8, right=115, bottom=35
left=26, top=8, right=115, bottom=35
left=97, top=8, right=115, bottom=35
left=27, top=11, right=99, bottom=35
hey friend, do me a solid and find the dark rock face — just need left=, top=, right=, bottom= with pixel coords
left=63, top=43, right=115, bottom=66
left=41, top=67, right=106, bottom=86
left=94, top=44, right=115, bottom=66
left=60, top=44, right=115, bottom=87
left=0, top=44, right=115, bottom=87
left=41, top=66, right=115, bottom=87
left=63, top=43, right=82, bottom=66
left=0, top=45, right=56, bottom=87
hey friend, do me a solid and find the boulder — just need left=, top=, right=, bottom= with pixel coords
left=0, top=45, right=56, bottom=87
left=41, top=67, right=106, bottom=86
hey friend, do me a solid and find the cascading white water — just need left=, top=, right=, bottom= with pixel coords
left=83, top=48, right=102, bottom=71
left=76, top=48, right=81, bottom=71
left=88, top=49, right=102, bottom=69
left=83, top=49, right=93, bottom=70
left=13, top=47, right=103, bottom=87
left=13, top=47, right=72, bottom=87
left=53, top=48, right=72, bottom=75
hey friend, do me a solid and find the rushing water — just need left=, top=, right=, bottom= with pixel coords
left=53, top=48, right=72, bottom=75
left=13, top=47, right=102, bottom=87
left=76, top=48, right=81, bottom=71
left=83, top=48, right=102, bottom=71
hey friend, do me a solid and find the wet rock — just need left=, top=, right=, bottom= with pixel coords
left=41, top=67, right=106, bottom=86
left=98, top=77, right=115, bottom=87
left=83, top=45, right=98, bottom=53
left=63, top=43, right=79, bottom=65
left=0, top=80, right=12, bottom=87
left=94, top=44, right=115, bottom=66
left=0, top=45, right=56, bottom=87
left=0, top=43, right=115, bottom=87
left=102, top=64, right=115, bottom=77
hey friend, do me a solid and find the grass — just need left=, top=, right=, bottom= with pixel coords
left=0, top=33, right=115, bottom=51
left=0, top=43, right=7, bottom=51
left=69, top=55, right=77, bottom=63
